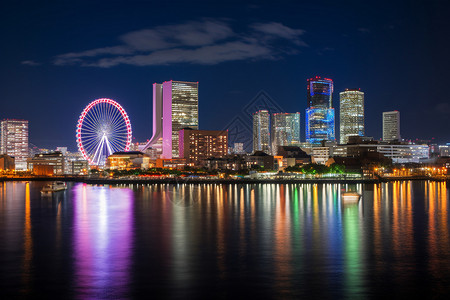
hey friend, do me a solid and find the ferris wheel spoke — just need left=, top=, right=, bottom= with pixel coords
left=83, top=116, right=101, bottom=131
left=112, top=117, right=126, bottom=130
left=104, top=136, right=115, bottom=156
left=91, top=136, right=106, bottom=165
left=89, top=103, right=102, bottom=129
left=80, top=128, right=99, bottom=135
left=82, top=137, right=103, bottom=152
left=109, top=137, right=125, bottom=151
left=110, top=109, right=125, bottom=129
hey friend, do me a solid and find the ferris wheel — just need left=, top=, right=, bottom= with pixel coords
left=76, top=98, right=132, bottom=166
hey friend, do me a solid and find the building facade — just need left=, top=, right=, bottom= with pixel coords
left=305, top=77, right=335, bottom=144
left=107, top=151, right=151, bottom=170
left=305, top=108, right=335, bottom=144
left=339, top=89, right=364, bottom=144
left=27, top=151, right=64, bottom=175
left=233, top=142, right=245, bottom=154
left=253, top=110, right=271, bottom=154
left=143, top=80, right=199, bottom=159
left=383, top=111, right=401, bottom=141
left=272, top=112, right=301, bottom=155
left=178, top=129, right=228, bottom=165
left=0, top=154, right=15, bottom=171
left=0, top=119, right=29, bottom=170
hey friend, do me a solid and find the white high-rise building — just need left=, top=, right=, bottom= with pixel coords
left=339, top=89, right=364, bottom=144
left=143, top=81, right=199, bottom=159
left=253, top=110, right=270, bottom=154
left=1, top=119, right=29, bottom=170
left=383, top=111, right=401, bottom=142
left=272, top=112, right=300, bottom=154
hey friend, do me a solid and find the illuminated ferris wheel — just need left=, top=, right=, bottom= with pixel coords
left=76, top=98, right=132, bottom=166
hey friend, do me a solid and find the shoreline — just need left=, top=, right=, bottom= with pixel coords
left=0, top=176, right=448, bottom=185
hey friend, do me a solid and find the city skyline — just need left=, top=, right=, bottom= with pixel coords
left=1, top=0, right=449, bottom=149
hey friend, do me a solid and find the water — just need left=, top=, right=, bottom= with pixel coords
left=0, top=181, right=449, bottom=299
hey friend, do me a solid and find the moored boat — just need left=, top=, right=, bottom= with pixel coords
left=342, top=191, right=361, bottom=203
left=41, top=181, right=67, bottom=195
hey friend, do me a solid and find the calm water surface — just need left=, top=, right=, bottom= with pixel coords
left=0, top=181, right=449, bottom=299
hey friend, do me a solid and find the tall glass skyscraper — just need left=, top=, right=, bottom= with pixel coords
left=253, top=110, right=270, bottom=154
left=305, top=76, right=335, bottom=144
left=383, top=111, right=401, bottom=142
left=339, top=89, right=365, bottom=144
left=143, top=81, right=198, bottom=159
left=272, top=112, right=300, bottom=154
left=0, top=119, right=29, bottom=170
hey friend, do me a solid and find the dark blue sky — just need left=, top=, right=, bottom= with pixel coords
left=1, top=0, right=449, bottom=150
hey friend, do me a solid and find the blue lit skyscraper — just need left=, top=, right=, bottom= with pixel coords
left=305, top=76, right=335, bottom=144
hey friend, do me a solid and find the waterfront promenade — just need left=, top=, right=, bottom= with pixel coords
left=0, top=175, right=448, bottom=184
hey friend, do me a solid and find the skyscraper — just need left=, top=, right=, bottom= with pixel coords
left=143, top=80, right=199, bottom=159
left=383, top=111, right=401, bottom=141
left=0, top=119, right=29, bottom=170
left=305, top=76, right=335, bottom=144
left=272, top=112, right=301, bottom=154
left=339, top=89, right=365, bottom=144
left=253, top=110, right=270, bottom=154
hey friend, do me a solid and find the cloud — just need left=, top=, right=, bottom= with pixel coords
left=250, top=22, right=307, bottom=46
left=434, top=102, right=450, bottom=114
left=21, top=60, right=41, bottom=66
left=358, top=27, right=370, bottom=33
left=54, top=20, right=306, bottom=67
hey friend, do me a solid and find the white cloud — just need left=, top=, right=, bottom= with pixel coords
left=21, top=60, right=41, bottom=66
left=53, top=20, right=306, bottom=67
left=250, top=22, right=307, bottom=46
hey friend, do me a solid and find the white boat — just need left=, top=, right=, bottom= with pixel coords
left=41, top=181, right=67, bottom=195
left=342, top=191, right=361, bottom=203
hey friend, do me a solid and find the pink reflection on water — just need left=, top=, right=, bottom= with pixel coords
left=72, top=184, right=134, bottom=298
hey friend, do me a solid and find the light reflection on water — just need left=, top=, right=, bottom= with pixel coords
left=0, top=181, right=449, bottom=298
left=72, top=184, right=134, bottom=299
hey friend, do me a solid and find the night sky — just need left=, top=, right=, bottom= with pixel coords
left=1, top=0, right=449, bottom=150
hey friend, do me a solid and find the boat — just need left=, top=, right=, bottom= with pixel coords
left=41, top=181, right=67, bottom=195
left=342, top=191, right=361, bottom=203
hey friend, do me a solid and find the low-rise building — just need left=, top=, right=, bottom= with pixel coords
left=106, top=151, right=151, bottom=170
left=204, top=155, right=247, bottom=171
left=156, top=158, right=186, bottom=169
left=28, top=151, right=65, bottom=175
left=0, top=154, right=15, bottom=171
left=67, top=160, right=89, bottom=175
left=439, top=144, right=450, bottom=157
left=276, top=146, right=311, bottom=168
left=246, top=151, right=274, bottom=170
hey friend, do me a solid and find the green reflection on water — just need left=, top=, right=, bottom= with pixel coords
left=343, top=200, right=363, bottom=298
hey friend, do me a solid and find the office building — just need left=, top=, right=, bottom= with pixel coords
left=253, top=110, right=270, bottom=154
left=272, top=112, right=301, bottom=154
left=340, top=89, right=364, bottom=144
left=27, top=151, right=64, bottom=175
left=305, top=76, right=335, bottom=144
left=305, top=108, right=335, bottom=144
left=383, top=111, right=401, bottom=141
left=179, top=128, right=228, bottom=165
left=1, top=119, right=29, bottom=170
left=143, top=80, right=199, bottom=159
